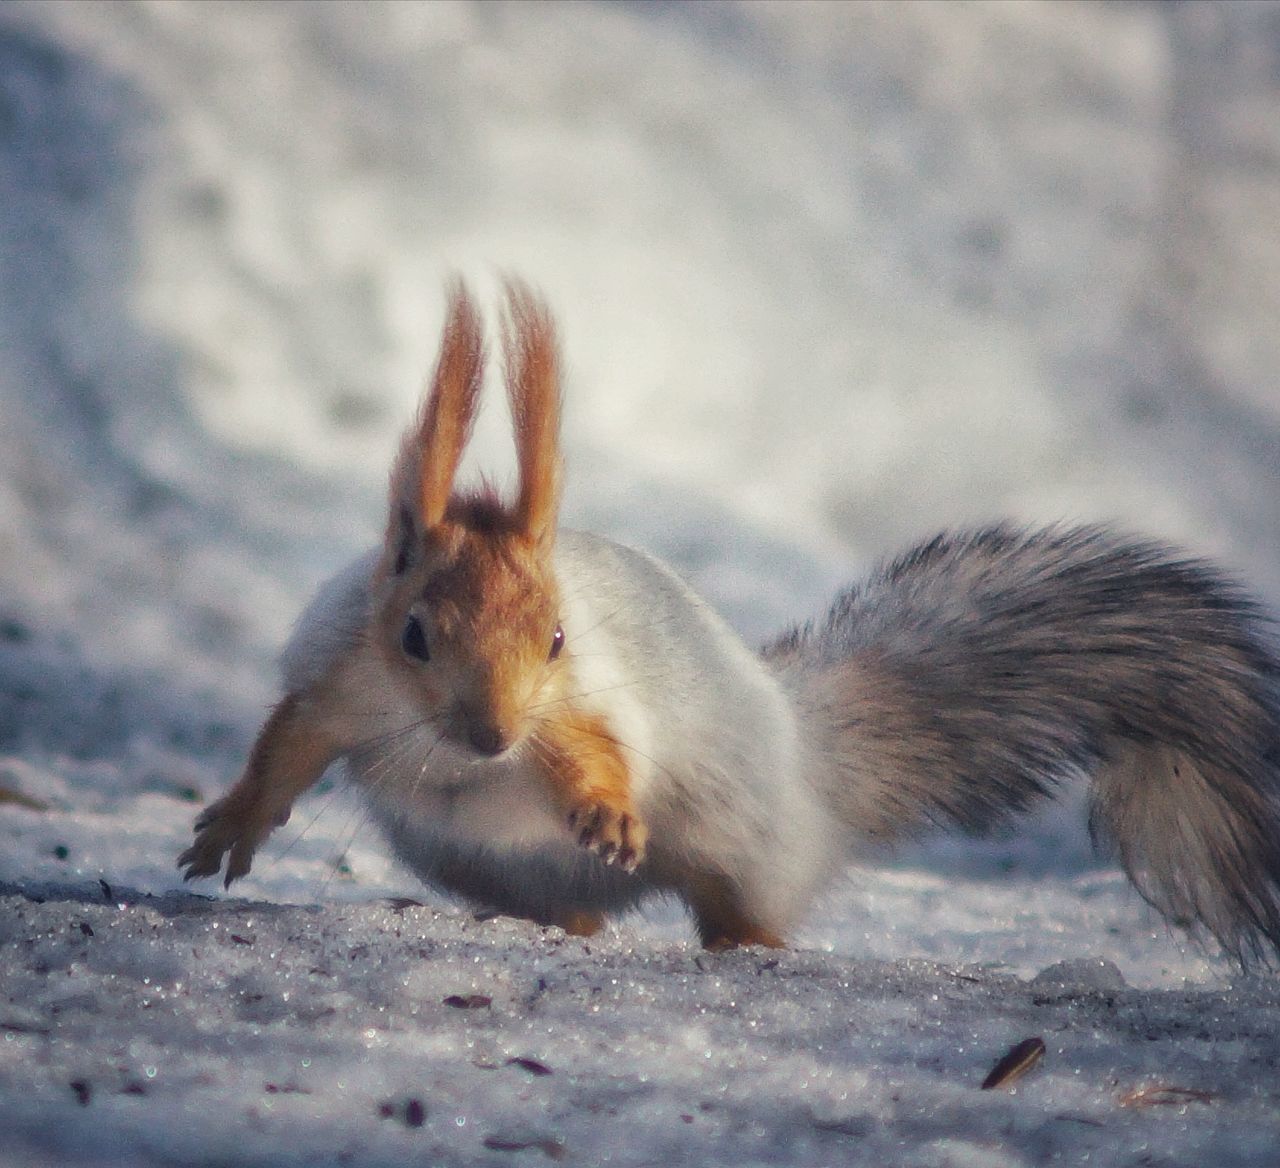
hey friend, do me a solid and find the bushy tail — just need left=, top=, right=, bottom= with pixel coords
left=768, top=524, right=1280, bottom=967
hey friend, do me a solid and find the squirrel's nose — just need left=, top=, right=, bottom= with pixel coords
left=467, top=722, right=510, bottom=757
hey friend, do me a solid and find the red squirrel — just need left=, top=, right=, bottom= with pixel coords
left=182, top=280, right=1280, bottom=965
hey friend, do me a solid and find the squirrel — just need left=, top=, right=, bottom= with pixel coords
left=179, top=280, right=1280, bottom=966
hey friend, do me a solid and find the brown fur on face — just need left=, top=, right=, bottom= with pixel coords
left=376, top=514, right=564, bottom=755
left=374, top=279, right=570, bottom=755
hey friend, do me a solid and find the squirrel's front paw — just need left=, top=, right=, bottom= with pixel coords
left=567, top=799, right=648, bottom=872
left=178, top=796, right=284, bottom=888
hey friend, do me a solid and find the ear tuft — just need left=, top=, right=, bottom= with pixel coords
left=417, top=282, right=486, bottom=530
left=502, top=279, right=562, bottom=545
left=386, top=281, right=486, bottom=562
left=391, top=505, right=415, bottom=576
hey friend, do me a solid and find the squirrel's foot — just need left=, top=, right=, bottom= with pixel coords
left=178, top=796, right=287, bottom=888
left=701, top=924, right=786, bottom=951
left=551, top=910, right=605, bottom=937
left=687, top=871, right=786, bottom=951
left=567, top=799, right=647, bottom=872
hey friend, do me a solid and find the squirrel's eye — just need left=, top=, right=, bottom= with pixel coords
left=549, top=623, right=565, bottom=661
left=401, top=615, right=430, bottom=662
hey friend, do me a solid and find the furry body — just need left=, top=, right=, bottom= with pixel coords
left=276, top=523, right=1280, bottom=963
left=180, top=283, right=1280, bottom=965
left=281, top=531, right=831, bottom=938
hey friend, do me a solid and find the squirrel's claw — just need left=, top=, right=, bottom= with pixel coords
left=177, top=797, right=262, bottom=887
left=568, top=802, right=648, bottom=872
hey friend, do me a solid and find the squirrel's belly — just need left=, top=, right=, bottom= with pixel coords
left=347, top=742, right=568, bottom=847
left=344, top=753, right=650, bottom=919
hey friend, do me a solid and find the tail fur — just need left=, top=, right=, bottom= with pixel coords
left=769, top=524, right=1280, bottom=967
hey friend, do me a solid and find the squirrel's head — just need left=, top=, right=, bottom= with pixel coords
left=374, top=281, right=566, bottom=758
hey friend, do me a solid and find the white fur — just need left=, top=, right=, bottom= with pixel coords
left=283, top=530, right=843, bottom=933
left=279, top=550, right=379, bottom=694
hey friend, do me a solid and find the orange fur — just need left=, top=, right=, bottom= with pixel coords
left=502, top=279, right=562, bottom=545
left=684, top=871, right=786, bottom=950
left=388, top=282, right=486, bottom=544
left=386, top=524, right=561, bottom=753
left=374, top=281, right=575, bottom=757
left=178, top=687, right=348, bottom=887
left=533, top=708, right=648, bottom=870
left=553, top=911, right=605, bottom=938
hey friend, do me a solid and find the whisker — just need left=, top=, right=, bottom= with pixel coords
left=308, top=721, right=450, bottom=900
left=262, top=715, right=435, bottom=894
left=316, top=794, right=380, bottom=898
left=564, top=603, right=630, bottom=641
left=527, top=663, right=679, bottom=711
left=528, top=707, right=681, bottom=789
left=271, top=780, right=349, bottom=865
left=526, top=680, right=649, bottom=713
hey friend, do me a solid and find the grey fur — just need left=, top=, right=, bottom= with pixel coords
left=768, top=524, right=1280, bottom=967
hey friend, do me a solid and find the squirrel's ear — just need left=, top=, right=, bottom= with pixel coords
left=385, top=282, right=485, bottom=572
left=502, top=279, right=562, bottom=547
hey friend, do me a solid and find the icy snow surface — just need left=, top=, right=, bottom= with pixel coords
left=3, top=2, right=1280, bottom=1165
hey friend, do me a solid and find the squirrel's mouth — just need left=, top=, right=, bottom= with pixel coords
left=446, top=706, right=524, bottom=761
left=464, top=724, right=513, bottom=757
left=448, top=738, right=523, bottom=771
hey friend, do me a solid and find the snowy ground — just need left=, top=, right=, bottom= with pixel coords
left=3, top=2, right=1280, bottom=1165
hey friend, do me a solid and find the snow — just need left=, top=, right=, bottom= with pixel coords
left=3, top=1, right=1280, bottom=1164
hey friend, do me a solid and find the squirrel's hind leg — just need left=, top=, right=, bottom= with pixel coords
left=476, top=908, right=606, bottom=938
left=547, top=910, right=606, bottom=938
left=685, top=871, right=786, bottom=951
